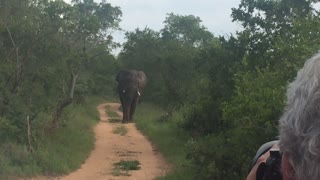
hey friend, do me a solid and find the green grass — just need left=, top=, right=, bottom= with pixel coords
left=105, top=106, right=120, bottom=118
left=134, top=103, right=195, bottom=180
left=0, top=96, right=106, bottom=179
left=114, top=160, right=141, bottom=171
left=113, top=126, right=128, bottom=136
left=112, top=160, right=140, bottom=176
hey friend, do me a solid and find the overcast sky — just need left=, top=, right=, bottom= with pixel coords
left=63, top=0, right=243, bottom=53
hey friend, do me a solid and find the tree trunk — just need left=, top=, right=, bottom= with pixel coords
left=51, top=73, right=78, bottom=128
left=5, top=24, right=23, bottom=93
left=26, top=115, right=34, bottom=152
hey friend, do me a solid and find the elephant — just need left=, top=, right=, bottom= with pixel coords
left=116, top=70, right=147, bottom=123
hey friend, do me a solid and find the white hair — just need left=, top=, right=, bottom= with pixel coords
left=279, top=52, right=320, bottom=180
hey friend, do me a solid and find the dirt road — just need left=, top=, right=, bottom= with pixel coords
left=60, top=103, right=169, bottom=180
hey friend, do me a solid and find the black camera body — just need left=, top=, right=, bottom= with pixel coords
left=256, top=150, right=283, bottom=180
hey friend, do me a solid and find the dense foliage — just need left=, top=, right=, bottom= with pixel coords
left=0, top=0, right=120, bottom=139
left=119, top=1, right=320, bottom=179
left=0, top=0, right=120, bottom=177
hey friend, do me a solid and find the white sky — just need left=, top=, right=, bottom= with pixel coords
left=63, top=0, right=243, bottom=54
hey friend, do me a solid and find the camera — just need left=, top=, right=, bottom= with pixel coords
left=256, top=149, right=283, bottom=180
left=248, top=141, right=283, bottom=180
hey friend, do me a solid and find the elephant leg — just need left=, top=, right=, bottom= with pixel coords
left=119, top=95, right=126, bottom=123
left=122, top=104, right=127, bottom=123
left=129, top=98, right=138, bottom=122
left=122, top=101, right=131, bottom=123
left=119, top=95, right=124, bottom=112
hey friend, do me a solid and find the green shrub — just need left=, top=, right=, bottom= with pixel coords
left=181, top=98, right=223, bottom=135
left=185, top=67, right=288, bottom=179
left=135, top=103, right=194, bottom=180
left=0, top=117, right=19, bottom=142
left=0, top=96, right=103, bottom=177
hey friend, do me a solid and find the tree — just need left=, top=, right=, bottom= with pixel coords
left=158, top=14, right=215, bottom=109
left=51, top=0, right=122, bottom=126
left=186, top=1, right=320, bottom=179
left=187, top=1, right=320, bottom=179
left=182, top=38, right=241, bottom=134
left=0, top=0, right=67, bottom=141
left=161, top=13, right=213, bottom=47
left=231, top=0, right=319, bottom=68
left=0, top=0, right=122, bottom=144
left=119, top=14, right=215, bottom=110
left=118, top=28, right=173, bottom=105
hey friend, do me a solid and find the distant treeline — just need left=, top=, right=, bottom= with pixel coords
left=118, top=0, right=320, bottom=179
left=1, top=0, right=320, bottom=179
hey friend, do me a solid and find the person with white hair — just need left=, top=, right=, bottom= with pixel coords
left=247, top=52, right=320, bottom=180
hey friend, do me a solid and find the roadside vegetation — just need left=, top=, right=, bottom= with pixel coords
left=120, top=1, right=320, bottom=179
left=2, top=0, right=320, bottom=179
left=0, top=97, right=105, bottom=178
left=0, top=0, right=119, bottom=178
left=135, top=103, right=195, bottom=180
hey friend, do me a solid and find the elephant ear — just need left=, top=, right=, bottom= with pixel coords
left=137, top=71, right=147, bottom=85
left=116, top=71, right=121, bottom=82
left=116, top=70, right=131, bottom=82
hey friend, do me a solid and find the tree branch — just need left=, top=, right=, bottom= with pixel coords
left=5, top=23, right=19, bottom=67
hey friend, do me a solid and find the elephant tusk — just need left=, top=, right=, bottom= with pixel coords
left=137, top=87, right=141, bottom=96
left=122, top=90, right=126, bottom=93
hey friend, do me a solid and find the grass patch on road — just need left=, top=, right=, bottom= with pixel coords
left=112, top=160, right=140, bottom=176
left=134, top=103, right=195, bottom=180
left=105, top=105, right=120, bottom=118
left=113, top=126, right=128, bottom=136
left=114, top=160, right=141, bottom=171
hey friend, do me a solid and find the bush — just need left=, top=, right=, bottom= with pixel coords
left=0, top=117, right=19, bottom=142
left=186, top=135, right=239, bottom=180
left=181, top=99, right=222, bottom=135
left=185, top=66, right=288, bottom=179
left=0, top=96, right=103, bottom=178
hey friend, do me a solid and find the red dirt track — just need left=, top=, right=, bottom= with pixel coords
left=60, top=103, right=169, bottom=180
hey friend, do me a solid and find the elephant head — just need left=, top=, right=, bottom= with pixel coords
left=116, top=70, right=147, bottom=123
